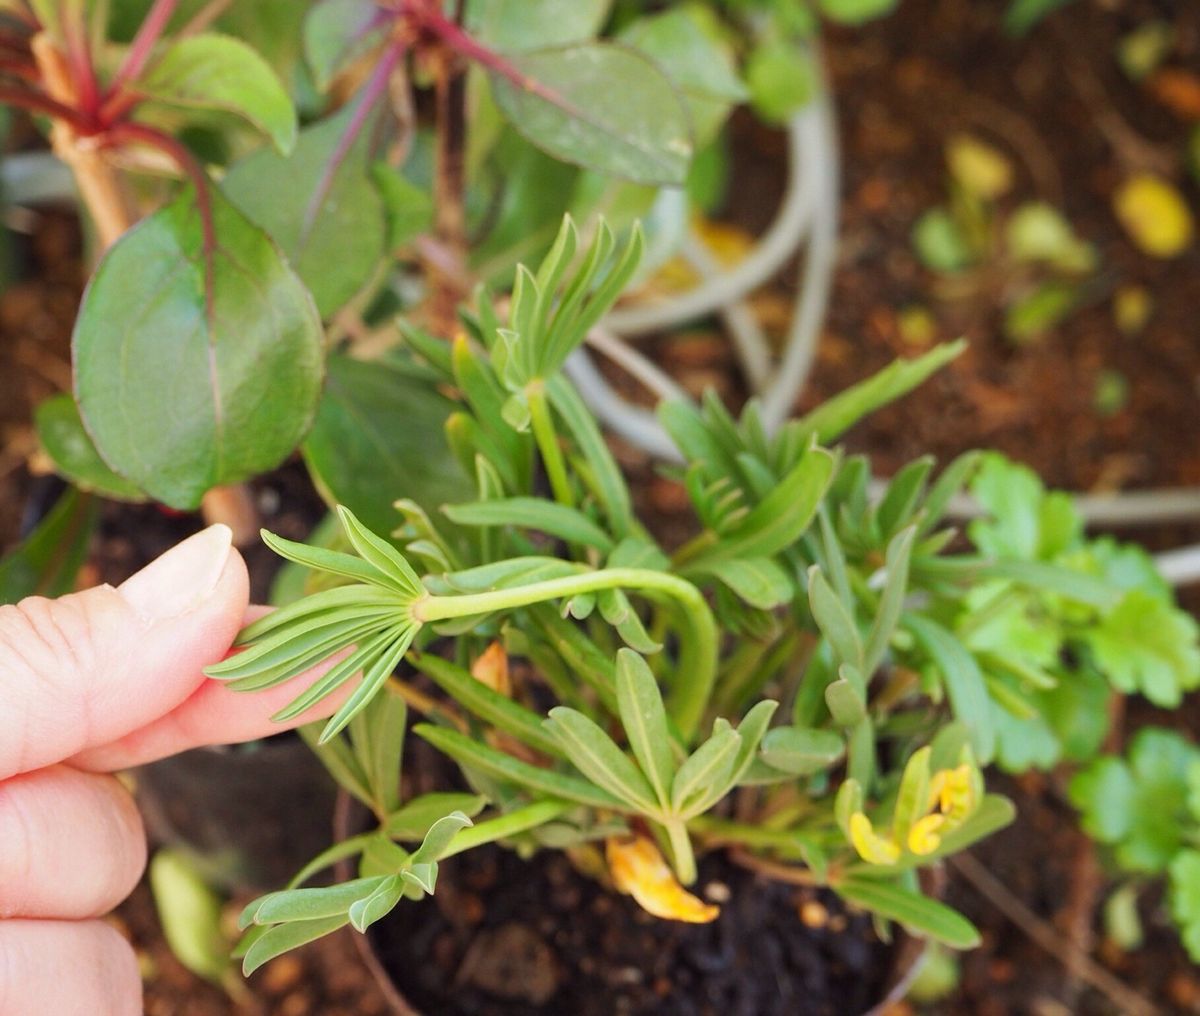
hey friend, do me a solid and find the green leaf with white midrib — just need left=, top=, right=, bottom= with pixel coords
left=415, top=724, right=628, bottom=811
left=264, top=627, right=397, bottom=715
left=615, top=649, right=676, bottom=807
left=544, top=707, right=660, bottom=813
left=335, top=505, right=423, bottom=596
left=672, top=721, right=741, bottom=817
left=442, top=497, right=615, bottom=552
left=834, top=876, right=980, bottom=950
left=412, top=653, right=564, bottom=758
left=241, top=915, right=350, bottom=975
left=318, top=624, right=417, bottom=741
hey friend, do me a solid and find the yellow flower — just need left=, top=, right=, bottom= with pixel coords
left=929, top=764, right=975, bottom=824
left=849, top=812, right=901, bottom=866
left=907, top=813, right=946, bottom=855
left=607, top=835, right=719, bottom=923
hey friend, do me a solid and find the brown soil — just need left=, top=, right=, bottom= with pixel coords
left=370, top=844, right=893, bottom=1016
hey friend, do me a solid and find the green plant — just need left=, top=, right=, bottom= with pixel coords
left=1071, top=728, right=1200, bottom=960
left=200, top=218, right=1196, bottom=976
left=911, top=134, right=1098, bottom=345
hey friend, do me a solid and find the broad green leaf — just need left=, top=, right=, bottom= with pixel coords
left=544, top=707, right=659, bottom=812
left=443, top=497, right=614, bottom=552
left=372, top=165, right=435, bottom=250
left=1169, top=850, right=1200, bottom=962
left=826, top=677, right=866, bottom=728
left=619, top=7, right=746, bottom=145
left=223, top=105, right=385, bottom=317
left=913, top=208, right=973, bottom=273
left=303, top=0, right=385, bottom=91
left=759, top=726, right=844, bottom=776
left=615, top=649, right=675, bottom=807
left=241, top=915, right=350, bottom=974
left=138, top=34, right=296, bottom=153
left=490, top=42, right=693, bottom=187
left=1070, top=729, right=1200, bottom=873
left=0, top=487, right=96, bottom=604
left=34, top=395, right=145, bottom=501
left=302, top=354, right=470, bottom=534
left=1004, top=0, right=1076, bottom=34
left=73, top=187, right=323, bottom=509
left=836, top=877, right=981, bottom=949
left=467, top=0, right=610, bottom=51
left=1084, top=590, right=1200, bottom=707
left=415, top=723, right=627, bottom=811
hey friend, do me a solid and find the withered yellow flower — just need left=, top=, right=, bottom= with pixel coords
left=606, top=835, right=719, bottom=923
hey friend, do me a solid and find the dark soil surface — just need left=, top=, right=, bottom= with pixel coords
left=1, top=0, right=1199, bottom=1013
left=371, top=845, right=893, bottom=1016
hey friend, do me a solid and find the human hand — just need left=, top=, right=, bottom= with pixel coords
left=0, top=525, right=351, bottom=1015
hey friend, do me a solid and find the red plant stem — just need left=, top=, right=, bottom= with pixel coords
left=0, top=83, right=87, bottom=127
left=61, top=11, right=99, bottom=121
left=299, top=39, right=404, bottom=244
left=105, top=122, right=217, bottom=317
left=0, top=57, right=39, bottom=82
left=106, top=0, right=177, bottom=98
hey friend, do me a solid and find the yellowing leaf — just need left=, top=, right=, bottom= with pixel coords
left=849, top=812, right=901, bottom=866
left=606, top=835, right=719, bottom=923
left=471, top=641, right=511, bottom=696
left=1114, top=174, right=1195, bottom=258
left=946, top=134, right=1013, bottom=201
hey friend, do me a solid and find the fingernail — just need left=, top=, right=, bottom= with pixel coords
left=118, top=525, right=233, bottom=621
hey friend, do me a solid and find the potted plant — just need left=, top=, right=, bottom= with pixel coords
left=200, top=218, right=1197, bottom=1012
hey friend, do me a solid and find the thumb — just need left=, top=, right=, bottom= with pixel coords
left=0, top=524, right=248, bottom=779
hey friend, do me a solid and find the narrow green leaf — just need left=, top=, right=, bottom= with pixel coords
left=906, top=615, right=996, bottom=763
left=336, top=505, right=423, bottom=596
left=672, top=721, right=741, bottom=816
left=242, top=877, right=386, bottom=928
left=415, top=724, right=628, bottom=811
left=692, top=556, right=793, bottom=610
left=544, top=707, right=659, bottom=812
left=835, top=877, right=981, bottom=949
left=412, top=653, right=563, bottom=758
left=615, top=649, right=675, bottom=807
left=350, top=689, right=407, bottom=814
left=891, top=746, right=932, bottom=844
left=241, top=915, right=350, bottom=975
left=319, top=625, right=417, bottom=741
left=759, top=726, right=845, bottom=776
left=443, top=497, right=614, bottom=551
left=808, top=566, right=863, bottom=670
left=727, top=700, right=780, bottom=788
left=386, top=793, right=489, bottom=840
left=863, top=526, right=916, bottom=673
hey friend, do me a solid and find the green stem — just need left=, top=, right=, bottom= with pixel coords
left=688, top=815, right=809, bottom=855
left=663, top=818, right=698, bottom=885
left=527, top=381, right=574, bottom=508
left=441, top=800, right=572, bottom=859
left=415, top=567, right=718, bottom=739
left=671, top=529, right=717, bottom=569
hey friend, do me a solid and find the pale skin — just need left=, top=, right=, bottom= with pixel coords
left=0, top=525, right=352, bottom=1015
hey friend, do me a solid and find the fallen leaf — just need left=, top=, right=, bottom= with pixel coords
left=1148, top=68, right=1200, bottom=122
left=606, top=835, right=720, bottom=923
left=471, top=641, right=511, bottom=696
left=946, top=134, right=1013, bottom=201
left=1113, top=174, right=1195, bottom=258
